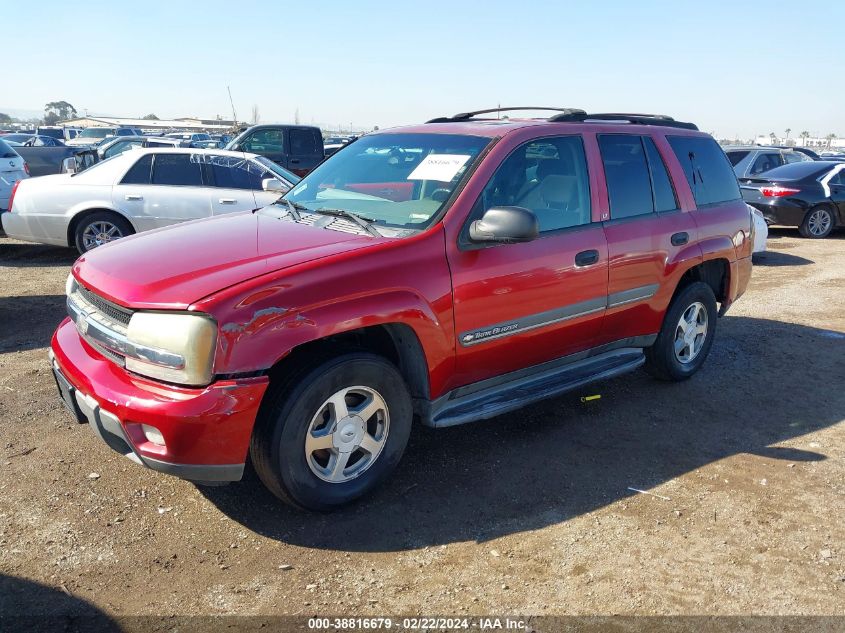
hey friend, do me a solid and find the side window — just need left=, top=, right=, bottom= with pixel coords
left=599, top=134, right=654, bottom=219
left=667, top=136, right=741, bottom=206
left=830, top=170, right=845, bottom=186
left=726, top=150, right=749, bottom=166
left=477, top=135, right=592, bottom=232
left=643, top=137, right=678, bottom=212
left=120, top=154, right=152, bottom=185
left=750, top=152, right=783, bottom=174
left=205, top=155, right=264, bottom=190
left=151, top=154, right=203, bottom=186
left=290, top=129, right=320, bottom=155
left=243, top=129, right=284, bottom=152
left=783, top=152, right=805, bottom=164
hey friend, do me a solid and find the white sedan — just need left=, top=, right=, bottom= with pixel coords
left=1, top=147, right=298, bottom=253
left=748, top=203, right=768, bottom=254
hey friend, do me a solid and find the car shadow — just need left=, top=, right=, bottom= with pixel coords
left=752, top=251, right=813, bottom=266
left=767, top=227, right=844, bottom=241
left=0, top=573, right=120, bottom=632
left=0, top=240, right=77, bottom=268
left=199, top=316, right=843, bottom=552
left=0, top=295, right=66, bottom=353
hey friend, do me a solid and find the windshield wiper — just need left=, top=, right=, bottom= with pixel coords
left=312, top=208, right=382, bottom=237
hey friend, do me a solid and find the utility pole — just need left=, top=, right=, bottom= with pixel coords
left=227, top=86, right=238, bottom=129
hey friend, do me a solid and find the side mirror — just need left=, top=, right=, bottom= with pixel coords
left=61, top=157, right=77, bottom=174
left=262, top=177, right=288, bottom=192
left=469, top=206, right=539, bottom=243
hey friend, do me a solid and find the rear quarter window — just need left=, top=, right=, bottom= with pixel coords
left=726, top=150, right=749, bottom=166
left=667, top=136, right=741, bottom=206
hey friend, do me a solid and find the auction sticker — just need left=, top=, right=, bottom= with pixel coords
left=407, top=154, right=470, bottom=182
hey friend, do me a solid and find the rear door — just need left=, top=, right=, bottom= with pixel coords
left=112, top=152, right=212, bottom=231
left=287, top=128, right=324, bottom=176
left=201, top=154, right=280, bottom=215
left=596, top=133, right=698, bottom=344
left=447, top=134, right=609, bottom=385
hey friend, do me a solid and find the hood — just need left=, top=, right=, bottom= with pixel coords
left=73, top=211, right=376, bottom=309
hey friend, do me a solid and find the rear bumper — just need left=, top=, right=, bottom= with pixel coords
left=1, top=210, right=70, bottom=246
left=745, top=200, right=808, bottom=228
left=50, top=318, right=269, bottom=482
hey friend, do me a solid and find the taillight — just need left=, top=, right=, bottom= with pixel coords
left=761, top=186, right=800, bottom=197
left=23, top=162, right=29, bottom=176
left=7, top=180, right=20, bottom=212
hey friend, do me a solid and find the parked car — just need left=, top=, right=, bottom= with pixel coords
left=0, top=138, right=29, bottom=211
left=740, top=160, right=845, bottom=238
left=96, top=136, right=189, bottom=160
left=165, top=132, right=212, bottom=147
left=65, top=127, right=140, bottom=147
left=725, top=146, right=812, bottom=178
left=5, top=142, right=97, bottom=177
left=748, top=204, right=768, bottom=254
left=47, top=108, right=754, bottom=510
left=2, top=134, right=66, bottom=147
left=225, top=124, right=324, bottom=177
left=2, top=147, right=299, bottom=252
left=769, top=145, right=821, bottom=160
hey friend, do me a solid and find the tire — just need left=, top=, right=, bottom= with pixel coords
left=250, top=353, right=413, bottom=511
left=645, top=282, right=718, bottom=382
left=73, top=211, right=135, bottom=254
left=798, top=206, right=835, bottom=239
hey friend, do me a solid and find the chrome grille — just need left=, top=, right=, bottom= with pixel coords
left=77, top=285, right=133, bottom=325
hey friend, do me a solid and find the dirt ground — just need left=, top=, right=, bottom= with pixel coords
left=0, top=228, right=843, bottom=620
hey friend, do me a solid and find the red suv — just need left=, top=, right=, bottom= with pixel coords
left=50, top=108, right=753, bottom=510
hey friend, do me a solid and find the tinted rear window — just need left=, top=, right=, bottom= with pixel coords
left=599, top=135, right=654, bottom=219
left=750, top=161, right=832, bottom=181
left=151, top=154, right=203, bottom=186
left=290, top=129, right=321, bottom=155
left=121, top=155, right=153, bottom=184
left=0, top=139, right=18, bottom=158
left=726, top=150, right=750, bottom=166
left=667, top=136, right=740, bottom=206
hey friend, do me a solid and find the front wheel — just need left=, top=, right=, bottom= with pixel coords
left=645, top=282, right=718, bottom=382
left=250, top=353, right=413, bottom=511
left=799, top=206, right=835, bottom=239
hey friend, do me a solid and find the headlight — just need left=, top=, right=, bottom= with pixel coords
left=66, top=273, right=76, bottom=297
left=125, top=312, right=217, bottom=386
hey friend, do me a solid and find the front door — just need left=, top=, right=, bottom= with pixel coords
left=447, top=135, right=608, bottom=387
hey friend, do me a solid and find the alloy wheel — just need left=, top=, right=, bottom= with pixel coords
left=807, top=209, right=832, bottom=236
left=81, top=221, right=124, bottom=250
left=304, top=386, right=390, bottom=483
left=673, top=301, right=708, bottom=364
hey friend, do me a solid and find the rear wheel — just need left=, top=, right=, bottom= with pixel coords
left=645, top=282, right=718, bottom=382
left=799, top=206, right=834, bottom=238
left=250, top=353, right=412, bottom=511
left=73, top=211, right=134, bottom=253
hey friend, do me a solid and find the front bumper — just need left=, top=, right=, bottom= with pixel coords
left=51, top=318, right=269, bottom=482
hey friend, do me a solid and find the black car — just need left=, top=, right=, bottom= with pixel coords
left=2, top=134, right=66, bottom=147
left=225, top=124, right=324, bottom=177
left=740, top=161, right=845, bottom=238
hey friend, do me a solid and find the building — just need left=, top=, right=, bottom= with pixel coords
left=59, top=116, right=234, bottom=132
left=754, top=134, right=844, bottom=149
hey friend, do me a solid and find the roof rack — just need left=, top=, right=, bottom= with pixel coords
left=548, top=111, right=698, bottom=130
left=426, top=107, right=586, bottom=124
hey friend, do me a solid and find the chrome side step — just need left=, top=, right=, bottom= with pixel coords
left=425, top=348, right=646, bottom=428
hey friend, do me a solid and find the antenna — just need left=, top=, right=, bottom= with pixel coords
left=227, top=86, right=238, bottom=129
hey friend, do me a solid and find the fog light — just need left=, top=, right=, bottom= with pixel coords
left=141, top=424, right=165, bottom=446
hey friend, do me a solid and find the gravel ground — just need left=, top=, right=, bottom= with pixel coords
left=0, top=229, right=843, bottom=619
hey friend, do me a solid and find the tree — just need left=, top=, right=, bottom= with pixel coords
left=784, top=128, right=791, bottom=140
left=800, top=131, right=810, bottom=147
left=44, top=101, right=77, bottom=125
left=294, top=108, right=300, bottom=124
left=769, top=131, right=777, bottom=142
left=0, top=112, right=12, bottom=124
left=142, top=113, right=159, bottom=120
left=251, top=104, right=260, bottom=124
left=826, top=133, right=837, bottom=150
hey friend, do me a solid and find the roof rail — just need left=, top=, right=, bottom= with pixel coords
left=548, top=111, right=699, bottom=130
left=426, top=107, right=586, bottom=123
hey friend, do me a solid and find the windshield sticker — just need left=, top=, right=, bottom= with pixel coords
left=407, top=154, right=471, bottom=182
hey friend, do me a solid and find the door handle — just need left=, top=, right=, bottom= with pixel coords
left=575, top=249, right=600, bottom=266
left=671, top=232, right=689, bottom=246
left=218, top=198, right=237, bottom=204
left=289, top=158, right=301, bottom=164
left=124, top=194, right=143, bottom=201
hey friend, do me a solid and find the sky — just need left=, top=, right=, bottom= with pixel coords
left=4, top=0, right=843, bottom=139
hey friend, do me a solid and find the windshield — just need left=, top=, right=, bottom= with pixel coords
left=284, top=133, right=490, bottom=230
left=80, top=128, right=113, bottom=139
left=254, top=155, right=300, bottom=184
